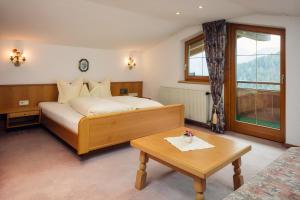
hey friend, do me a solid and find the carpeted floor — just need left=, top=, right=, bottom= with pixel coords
left=0, top=126, right=286, bottom=200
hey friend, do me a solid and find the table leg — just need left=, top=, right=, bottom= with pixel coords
left=135, top=151, right=149, bottom=190
left=232, top=158, right=244, bottom=190
left=194, top=177, right=206, bottom=200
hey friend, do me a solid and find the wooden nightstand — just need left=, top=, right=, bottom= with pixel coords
left=6, top=107, right=41, bottom=129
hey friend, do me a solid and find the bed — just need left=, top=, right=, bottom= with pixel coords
left=40, top=97, right=184, bottom=155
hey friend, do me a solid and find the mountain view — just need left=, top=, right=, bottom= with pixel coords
left=237, top=53, right=280, bottom=91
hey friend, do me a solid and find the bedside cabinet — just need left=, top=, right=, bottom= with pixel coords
left=6, top=108, right=41, bottom=129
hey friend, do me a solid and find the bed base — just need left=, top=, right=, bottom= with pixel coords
left=42, top=114, right=78, bottom=149
left=41, top=104, right=184, bottom=155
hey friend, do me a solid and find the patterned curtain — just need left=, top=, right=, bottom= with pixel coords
left=202, top=20, right=227, bottom=133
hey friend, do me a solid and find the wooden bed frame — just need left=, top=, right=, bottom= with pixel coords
left=41, top=104, right=184, bottom=155
left=0, top=82, right=184, bottom=154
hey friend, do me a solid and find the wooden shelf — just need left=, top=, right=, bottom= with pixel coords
left=0, top=107, right=40, bottom=115
left=6, top=108, right=41, bottom=129
left=178, top=80, right=210, bottom=85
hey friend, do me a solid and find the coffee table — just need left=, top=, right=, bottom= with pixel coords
left=130, top=127, right=251, bottom=200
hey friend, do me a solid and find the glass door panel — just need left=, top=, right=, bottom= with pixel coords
left=235, top=30, right=281, bottom=130
left=256, top=89, right=280, bottom=129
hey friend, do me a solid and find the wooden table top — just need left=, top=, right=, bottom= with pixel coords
left=131, top=127, right=251, bottom=179
left=0, top=106, right=40, bottom=114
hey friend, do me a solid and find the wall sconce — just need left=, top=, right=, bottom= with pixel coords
left=10, top=48, right=26, bottom=67
left=127, top=56, right=136, bottom=70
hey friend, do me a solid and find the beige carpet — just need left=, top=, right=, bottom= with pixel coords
left=0, top=126, right=286, bottom=200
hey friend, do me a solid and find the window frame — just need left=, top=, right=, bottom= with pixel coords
left=184, top=34, right=209, bottom=82
left=225, top=23, right=286, bottom=142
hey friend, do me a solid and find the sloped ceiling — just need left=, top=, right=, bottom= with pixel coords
left=0, top=0, right=299, bottom=50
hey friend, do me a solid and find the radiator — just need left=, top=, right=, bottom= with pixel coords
left=158, top=86, right=211, bottom=123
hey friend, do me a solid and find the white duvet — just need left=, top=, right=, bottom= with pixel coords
left=105, top=96, right=163, bottom=109
left=69, top=96, right=163, bottom=116
left=69, top=97, right=134, bottom=116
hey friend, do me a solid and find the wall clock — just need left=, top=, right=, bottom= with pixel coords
left=78, top=58, right=89, bottom=72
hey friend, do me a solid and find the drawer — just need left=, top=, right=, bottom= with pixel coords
left=8, top=110, right=40, bottom=118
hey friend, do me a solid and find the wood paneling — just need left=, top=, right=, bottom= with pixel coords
left=110, top=81, right=142, bottom=97
left=0, top=81, right=143, bottom=114
left=0, top=84, right=58, bottom=114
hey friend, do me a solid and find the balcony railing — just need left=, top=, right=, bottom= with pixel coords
left=236, top=81, right=280, bottom=129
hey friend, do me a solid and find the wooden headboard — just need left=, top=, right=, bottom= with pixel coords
left=0, top=81, right=143, bottom=114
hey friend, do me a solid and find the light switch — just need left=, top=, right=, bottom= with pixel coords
left=19, top=100, right=29, bottom=106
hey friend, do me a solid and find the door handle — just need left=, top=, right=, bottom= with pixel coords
left=281, top=74, right=285, bottom=84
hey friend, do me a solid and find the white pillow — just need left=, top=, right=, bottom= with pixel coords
left=57, top=78, right=83, bottom=104
left=88, top=80, right=112, bottom=97
left=79, top=84, right=90, bottom=97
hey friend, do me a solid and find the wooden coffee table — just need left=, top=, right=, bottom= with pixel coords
left=131, top=127, right=251, bottom=200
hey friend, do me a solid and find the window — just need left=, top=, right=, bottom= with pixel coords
left=184, top=34, right=209, bottom=82
left=236, top=30, right=281, bottom=91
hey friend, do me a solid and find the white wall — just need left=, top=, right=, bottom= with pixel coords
left=0, top=40, right=142, bottom=84
left=142, top=14, right=300, bottom=146
left=141, top=26, right=210, bottom=100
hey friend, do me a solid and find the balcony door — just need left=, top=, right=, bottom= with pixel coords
left=228, top=24, right=285, bottom=142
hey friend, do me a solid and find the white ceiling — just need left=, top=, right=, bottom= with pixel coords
left=0, top=0, right=299, bottom=50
